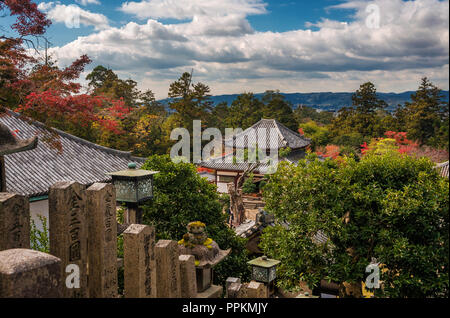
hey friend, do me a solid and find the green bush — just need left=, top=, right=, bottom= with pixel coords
left=260, top=152, right=449, bottom=297
left=140, top=155, right=250, bottom=285
left=242, top=173, right=258, bottom=194
left=331, top=132, right=366, bottom=149
left=30, top=215, right=50, bottom=253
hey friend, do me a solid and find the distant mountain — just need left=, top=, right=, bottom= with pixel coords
left=159, top=90, right=449, bottom=112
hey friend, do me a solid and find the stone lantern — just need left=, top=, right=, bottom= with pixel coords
left=248, top=255, right=280, bottom=294
left=178, top=221, right=231, bottom=293
left=107, top=162, right=158, bottom=224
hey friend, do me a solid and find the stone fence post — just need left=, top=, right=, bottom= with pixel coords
left=179, top=254, right=197, bottom=298
left=0, top=193, right=30, bottom=251
left=87, top=183, right=118, bottom=298
left=226, top=281, right=268, bottom=298
left=155, top=240, right=181, bottom=298
left=0, top=249, right=62, bottom=298
left=49, top=181, right=88, bottom=298
left=123, top=224, right=157, bottom=298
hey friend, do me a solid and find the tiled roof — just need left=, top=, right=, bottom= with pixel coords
left=0, top=110, right=145, bottom=197
left=200, top=149, right=307, bottom=173
left=199, top=152, right=273, bottom=174
left=224, top=119, right=311, bottom=150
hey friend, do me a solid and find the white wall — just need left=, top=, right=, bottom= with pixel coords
left=30, top=199, right=49, bottom=232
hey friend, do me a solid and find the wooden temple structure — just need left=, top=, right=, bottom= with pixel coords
left=199, top=119, right=312, bottom=190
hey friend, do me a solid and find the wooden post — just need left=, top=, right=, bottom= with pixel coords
left=155, top=240, right=181, bottom=298
left=0, top=249, right=62, bottom=298
left=86, top=183, right=118, bottom=298
left=123, top=224, right=157, bottom=298
left=0, top=193, right=30, bottom=251
left=49, top=181, right=88, bottom=298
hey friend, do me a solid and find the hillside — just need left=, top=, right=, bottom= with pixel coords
left=159, top=91, right=449, bottom=112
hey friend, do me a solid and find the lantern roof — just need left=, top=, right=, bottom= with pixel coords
left=107, top=165, right=159, bottom=178
left=247, top=256, right=280, bottom=268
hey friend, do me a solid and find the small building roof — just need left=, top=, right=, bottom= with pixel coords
left=224, top=119, right=311, bottom=150
left=199, top=149, right=307, bottom=173
left=0, top=110, right=145, bottom=197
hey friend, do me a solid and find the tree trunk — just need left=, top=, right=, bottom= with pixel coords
left=227, top=163, right=259, bottom=226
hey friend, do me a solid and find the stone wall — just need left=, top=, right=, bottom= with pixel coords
left=1, top=181, right=263, bottom=298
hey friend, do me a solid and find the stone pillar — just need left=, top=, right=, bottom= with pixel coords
left=87, top=183, right=118, bottom=298
left=179, top=254, right=197, bottom=298
left=245, top=281, right=268, bottom=298
left=0, top=193, right=30, bottom=251
left=0, top=249, right=62, bottom=298
left=155, top=240, right=181, bottom=298
left=123, top=224, right=156, bottom=298
left=49, top=181, right=88, bottom=298
left=227, top=282, right=242, bottom=298
left=196, top=266, right=212, bottom=292
left=124, top=206, right=137, bottom=224
left=225, top=277, right=241, bottom=297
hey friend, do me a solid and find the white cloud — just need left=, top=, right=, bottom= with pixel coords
left=75, top=0, right=101, bottom=5
left=120, top=0, right=267, bottom=20
left=48, top=0, right=448, bottom=98
left=38, top=2, right=109, bottom=30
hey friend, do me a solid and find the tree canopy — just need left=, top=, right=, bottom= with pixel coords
left=140, top=155, right=250, bottom=285
left=260, top=151, right=449, bottom=297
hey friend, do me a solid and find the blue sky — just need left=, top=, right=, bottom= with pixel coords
left=2, top=0, right=449, bottom=98
left=30, top=1, right=356, bottom=46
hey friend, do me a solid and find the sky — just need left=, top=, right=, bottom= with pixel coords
left=3, top=0, right=449, bottom=99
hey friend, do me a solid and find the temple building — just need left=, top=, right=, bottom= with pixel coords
left=199, top=119, right=312, bottom=193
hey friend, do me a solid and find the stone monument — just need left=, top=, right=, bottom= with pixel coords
left=178, top=221, right=231, bottom=298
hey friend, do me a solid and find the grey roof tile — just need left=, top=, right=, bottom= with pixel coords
left=0, top=110, right=145, bottom=197
left=224, top=119, right=311, bottom=150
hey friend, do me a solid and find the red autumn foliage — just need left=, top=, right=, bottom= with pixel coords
left=0, top=0, right=51, bottom=37
left=360, top=141, right=369, bottom=155
left=17, top=90, right=130, bottom=134
left=360, top=131, right=448, bottom=163
left=298, top=127, right=304, bottom=136
left=12, top=55, right=92, bottom=96
left=197, top=167, right=214, bottom=174
left=316, top=144, right=341, bottom=159
left=362, top=131, right=419, bottom=156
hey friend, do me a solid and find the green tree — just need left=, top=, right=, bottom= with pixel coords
left=210, top=102, right=230, bottom=133
left=396, top=77, right=449, bottom=149
left=140, top=155, right=250, bottom=285
left=226, top=92, right=264, bottom=129
left=261, top=90, right=297, bottom=130
left=299, top=121, right=331, bottom=149
left=294, top=105, right=334, bottom=125
left=260, top=152, right=449, bottom=297
left=86, top=65, right=141, bottom=108
left=168, top=72, right=213, bottom=131
left=330, top=82, right=391, bottom=139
